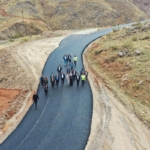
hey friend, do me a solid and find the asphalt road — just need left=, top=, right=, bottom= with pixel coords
left=0, top=23, right=138, bottom=150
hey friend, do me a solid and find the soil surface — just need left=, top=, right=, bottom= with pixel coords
left=0, top=88, right=21, bottom=115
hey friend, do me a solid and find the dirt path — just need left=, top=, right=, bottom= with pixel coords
left=84, top=44, right=150, bottom=150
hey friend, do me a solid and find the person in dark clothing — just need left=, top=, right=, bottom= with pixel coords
left=72, top=69, right=77, bottom=81
left=63, top=54, right=67, bottom=65
left=50, top=73, right=55, bottom=88
left=70, top=62, right=74, bottom=71
left=61, top=72, right=65, bottom=85
left=55, top=74, right=60, bottom=87
left=80, top=69, right=85, bottom=75
left=57, top=64, right=62, bottom=76
left=66, top=67, right=71, bottom=74
left=69, top=73, right=73, bottom=86
left=66, top=54, right=69, bottom=65
left=43, top=77, right=48, bottom=86
left=33, top=92, right=39, bottom=110
left=39, top=74, right=44, bottom=87
left=68, top=54, right=72, bottom=64
left=76, top=73, right=80, bottom=86
left=44, top=85, right=48, bottom=96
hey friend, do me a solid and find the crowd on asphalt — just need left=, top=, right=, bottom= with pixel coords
left=33, top=54, right=88, bottom=109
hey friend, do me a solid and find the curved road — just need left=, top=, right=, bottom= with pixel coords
left=0, top=23, right=138, bottom=150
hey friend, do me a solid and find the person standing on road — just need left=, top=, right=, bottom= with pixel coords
left=70, top=62, right=74, bottom=71
left=66, top=67, right=71, bottom=74
left=80, top=69, right=85, bottom=76
left=72, top=69, right=77, bottom=81
left=67, top=73, right=70, bottom=85
left=50, top=73, right=55, bottom=88
left=76, top=73, right=80, bottom=86
left=43, top=77, right=48, bottom=86
left=63, top=54, right=67, bottom=65
left=39, top=74, right=44, bottom=87
left=33, top=92, right=39, bottom=110
left=55, top=74, right=60, bottom=87
left=73, top=55, right=77, bottom=67
left=66, top=54, right=69, bottom=65
left=57, top=64, right=62, bottom=76
left=69, top=72, right=73, bottom=86
left=68, top=54, right=72, bottom=64
left=44, top=84, right=48, bottom=96
left=61, top=72, right=65, bottom=85
left=81, top=73, right=86, bottom=86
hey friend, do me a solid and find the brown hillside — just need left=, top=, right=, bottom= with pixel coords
left=0, top=0, right=149, bottom=38
left=85, top=22, right=150, bottom=127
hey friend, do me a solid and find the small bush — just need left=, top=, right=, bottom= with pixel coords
left=112, top=28, right=118, bottom=33
left=22, top=38, right=29, bottom=42
left=13, top=33, right=21, bottom=39
left=132, top=36, right=138, bottom=41
left=111, top=45, right=119, bottom=50
left=106, top=33, right=111, bottom=38
left=10, top=38, right=14, bottom=42
left=132, top=84, right=141, bottom=90
left=140, top=35, right=150, bottom=40
left=123, top=41, right=133, bottom=49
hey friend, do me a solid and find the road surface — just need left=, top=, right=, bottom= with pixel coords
left=0, top=29, right=111, bottom=150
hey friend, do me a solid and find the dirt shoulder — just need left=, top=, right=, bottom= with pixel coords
left=83, top=41, right=150, bottom=150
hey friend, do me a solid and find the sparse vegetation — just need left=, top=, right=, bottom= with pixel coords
left=140, top=35, right=150, bottom=40
left=111, top=45, right=120, bottom=50
left=22, top=37, right=29, bottom=42
left=123, top=41, right=133, bottom=49
left=12, top=33, right=21, bottom=39
left=132, top=36, right=138, bottom=41
left=10, top=38, right=14, bottom=42
left=85, top=22, right=150, bottom=127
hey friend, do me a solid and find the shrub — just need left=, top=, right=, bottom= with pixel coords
left=111, top=45, right=119, bottom=50
left=140, top=35, right=150, bottom=40
left=10, top=38, right=14, bottom=42
left=132, top=84, right=140, bottom=90
left=112, top=28, right=118, bottom=33
left=13, top=33, right=21, bottom=39
left=123, top=41, right=133, bottom=49
left=22, top=38, right=29, bottom=42
left=132, top=36, right=138, bottom=41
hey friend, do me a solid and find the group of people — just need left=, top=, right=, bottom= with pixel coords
left=63, top=54, right=77, bottom=67
left=33, top=54, right=88, bottom=109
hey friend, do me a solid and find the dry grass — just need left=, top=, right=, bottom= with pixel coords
left=85, top=23, right=150, bottom=126
left=0, top=0, right=149, bottom=32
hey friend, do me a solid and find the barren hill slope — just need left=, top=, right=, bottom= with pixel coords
left=132, top=0, right=150, bottom=17
left=0, top=0, right=149, bottom=39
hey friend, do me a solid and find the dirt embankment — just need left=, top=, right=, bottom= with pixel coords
left=85, top=23, right=150, bottom=127
left=83, top=42, right=150, bottom=150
